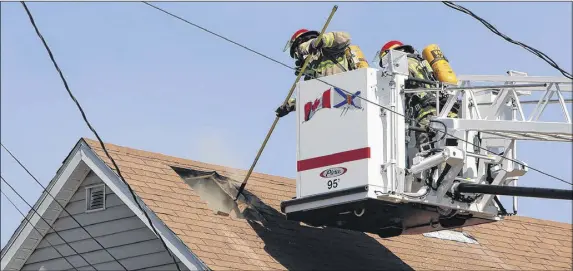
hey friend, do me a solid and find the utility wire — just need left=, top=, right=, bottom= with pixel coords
left=0, top=188, right=78, bottom=271
left=143, top=2, right=572, bottom=186
left=142, top=1, right=292, bottom=71
left=465, top=138, right=570, bottom=185
left=142, top=2, right=406, bottom=115
left=235, top=5, right=338, bottom=200
left=1, top=177, right=90, bottom=271
left=19, top=2, right=182, bottom=270
left=442, top=1, right=572, bottom=80
left=1, top=144, right=128, bottom=271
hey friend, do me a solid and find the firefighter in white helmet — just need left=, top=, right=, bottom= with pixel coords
left=275, top=29, right=353, bottom=118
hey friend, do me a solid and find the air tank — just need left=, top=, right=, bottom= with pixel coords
left=347, top=45, right=369, bottom=69
left=422, top=44, right=458, bottom=85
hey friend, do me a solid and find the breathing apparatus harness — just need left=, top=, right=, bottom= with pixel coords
left=401, top=52, right=459, bottom=128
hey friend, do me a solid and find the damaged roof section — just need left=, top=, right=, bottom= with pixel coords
left=171, top=166, right=266, bottom=222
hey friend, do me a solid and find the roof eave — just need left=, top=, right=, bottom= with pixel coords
left=1, top=138, right=86, bottom=255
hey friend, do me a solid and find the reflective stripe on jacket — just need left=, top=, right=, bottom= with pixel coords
left=299, top=31, right=352, bottom=79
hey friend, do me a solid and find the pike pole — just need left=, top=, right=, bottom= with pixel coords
left=235, top=5, right=339, bottom=201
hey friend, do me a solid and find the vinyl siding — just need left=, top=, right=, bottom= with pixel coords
left=20, top=172, right=190, bottom=271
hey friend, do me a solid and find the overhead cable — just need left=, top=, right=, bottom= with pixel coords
left=1, top=144, right=128, bottom=270
left=1, top=188, right=79, bottom=270
left=18, top=2, right=182, bottom=270
left=442, top=1, right=572, bottom=80
left=236, top=5, right=338, bottom=201
left=1, top=177, right=93, bottom=271
left=142, top=1, right=292, bottom=70
left=143, top=2, right=572, bottom=186
left=141, top=2, right=406, bottom=116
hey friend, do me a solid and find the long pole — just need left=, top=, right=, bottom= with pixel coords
left=235, top=5, right=339, bottom=201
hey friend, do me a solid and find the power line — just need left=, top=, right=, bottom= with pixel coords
left=18, top=2, right=182, bottom=270
left=442, top=1, right=572, bottom=80
left=142, top=1, right=291, bottom=71
left=1, top=177, right=91, bottom=271
left=143, top=2, right=572, bottom=186
left=1, top=144, right=129, bottom=271
left=0, top=188, right=78, bottom=271
left=446, top=131, right=571, bottom=185
left=141, top=2, right=407, bottom=117
left=236, top=5, right=338, bottom=200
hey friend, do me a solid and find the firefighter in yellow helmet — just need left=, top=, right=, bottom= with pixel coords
left=275, top=29, right=353, bottom=118
left=377, top=40, right=459, bottom=151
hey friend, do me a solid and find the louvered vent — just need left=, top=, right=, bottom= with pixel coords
left=86, top=184, right=106, bottom=212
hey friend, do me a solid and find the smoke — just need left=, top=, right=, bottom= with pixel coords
left=193, top=128, right=239, bottom=166
left=192, top=127, right=245, bottom=182
left=189, top=127, right=265, bottom=220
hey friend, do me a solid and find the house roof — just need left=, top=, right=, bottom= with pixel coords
left=11, top=137, right=572, bottom=270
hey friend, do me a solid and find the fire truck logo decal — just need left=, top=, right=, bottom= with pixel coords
left=303, top=87, right=362, bottom=122
left=319, top=167, right=347, bottom=178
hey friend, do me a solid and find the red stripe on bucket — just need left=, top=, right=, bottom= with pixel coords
left=297, top=147, right=371, bottom=172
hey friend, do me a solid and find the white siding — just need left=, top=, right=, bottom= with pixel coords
left=20, top=172, right=190, bottom=271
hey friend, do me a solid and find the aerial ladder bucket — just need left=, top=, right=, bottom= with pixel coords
left=280, top=49, right=573, bottom=238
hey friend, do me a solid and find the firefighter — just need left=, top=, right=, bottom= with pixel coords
left=275, top=29, right=353, bottom=118
left=377, top=40, right=459, bottom=151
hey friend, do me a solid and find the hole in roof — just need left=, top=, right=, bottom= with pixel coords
left=422, top=229, right=479, bottom=244
left=171, top=166, right=266, bottom=221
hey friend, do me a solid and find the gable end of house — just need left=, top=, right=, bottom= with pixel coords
left=0, top=139, right=207, bottom=271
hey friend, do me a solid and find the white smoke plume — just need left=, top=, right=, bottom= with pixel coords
left=191, top=127, right=245, bottom=183
left=189, top=127, right=263, bottom=220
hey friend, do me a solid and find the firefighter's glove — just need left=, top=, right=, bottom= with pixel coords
left=294, top=66, right=303, bottom=77
left=293, top=67, right=312, bottom=80
left=275, top=104, right=291, bottom=118
left=294, top=60, right=312, bottom=78
left=275, top=98, right=296, bottom=118
left=297, top=37, right=323, bottom=56
left=295, top=59, right=303, bottom=67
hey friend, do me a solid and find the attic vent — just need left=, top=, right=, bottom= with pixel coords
left=423, top=229, right=479, bottom=244
left=85, top=184, right=106, bottom=212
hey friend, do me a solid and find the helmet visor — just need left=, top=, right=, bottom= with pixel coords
left=283, top=38, right=293, bottom=53
left=372, top=49, right=389, bottom=66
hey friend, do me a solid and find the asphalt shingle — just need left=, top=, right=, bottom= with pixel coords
left=84, top=138, right=573, bottom=271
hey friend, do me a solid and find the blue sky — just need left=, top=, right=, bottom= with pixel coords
left=1, top=1, right=571, bottom=249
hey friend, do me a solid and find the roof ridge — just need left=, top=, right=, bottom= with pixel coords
left=81, top=137, right=295, bottom=186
